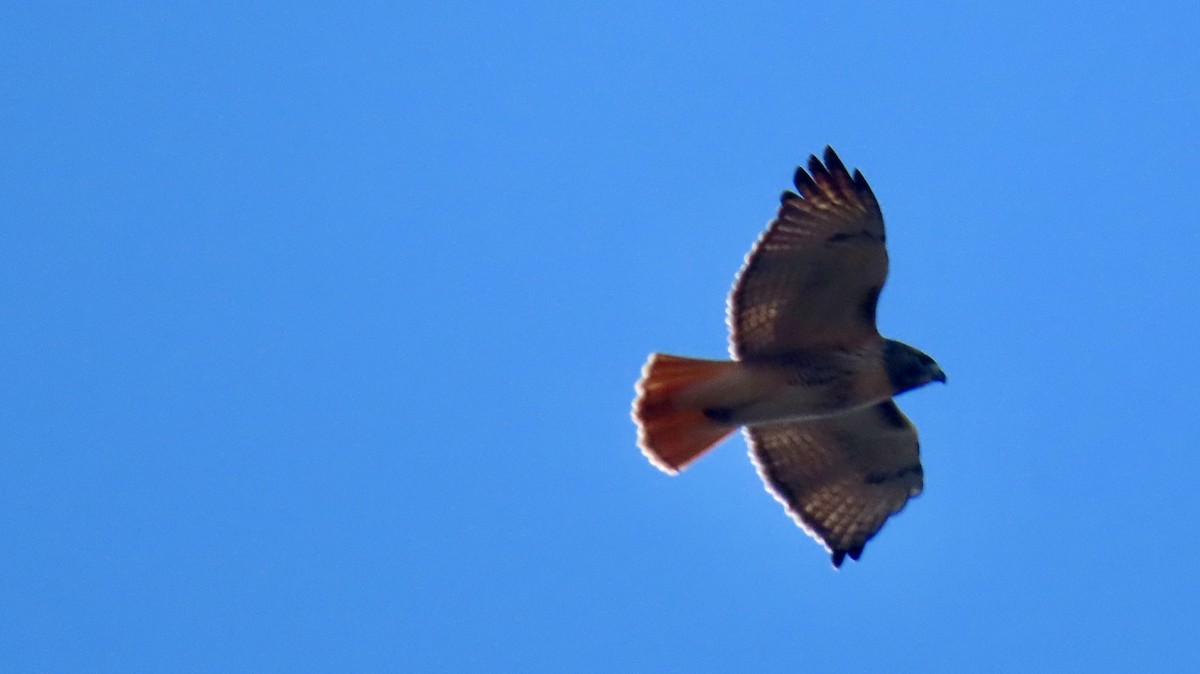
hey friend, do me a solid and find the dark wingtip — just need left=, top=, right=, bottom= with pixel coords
left=851, top=168, right=876, bottom=201
left=796, top=147, right=872, bottom=201
left=807, top=152, right=830, bottom=181
left=792, top=165, right=817, bottom=195
left=823, top=146, right=847, bottom=176
left=852, top=168, right=867, bottom=186
left=831, top=545, right=865, bottom=568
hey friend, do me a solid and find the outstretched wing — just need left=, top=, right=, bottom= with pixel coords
left=729, top=147, right=887, bottom=359
left=746, top=400, right=923, bottom=567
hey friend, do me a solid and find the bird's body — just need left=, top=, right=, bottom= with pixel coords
left=632, top=147, right=945, bottom=568
left=660, top=345, right=891, bottom=426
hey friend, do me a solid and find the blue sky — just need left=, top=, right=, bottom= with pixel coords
left=3, top=2, right=1198, bottom=671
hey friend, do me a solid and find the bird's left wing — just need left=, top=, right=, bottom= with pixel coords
left=746, top=400, right=923, bottom=567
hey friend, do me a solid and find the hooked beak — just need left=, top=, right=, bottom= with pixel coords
left=932, top=366, right=947, bottom=384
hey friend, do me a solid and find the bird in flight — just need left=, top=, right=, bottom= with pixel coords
left=632, top=147, right=945, bottom=568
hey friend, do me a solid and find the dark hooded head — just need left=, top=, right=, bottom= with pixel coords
left=883, top=339, right=946, bottom=395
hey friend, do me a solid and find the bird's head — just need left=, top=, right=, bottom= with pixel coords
left=883, top=340, right=946, bottom=395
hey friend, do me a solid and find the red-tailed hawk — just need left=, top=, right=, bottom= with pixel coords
left=632, top=147, right=945, bottom=568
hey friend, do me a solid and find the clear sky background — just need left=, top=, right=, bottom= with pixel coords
left=3, top=2, right=1199, bottom=671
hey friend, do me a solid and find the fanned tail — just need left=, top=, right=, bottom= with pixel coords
left=632, top=353, right=740, bottom=474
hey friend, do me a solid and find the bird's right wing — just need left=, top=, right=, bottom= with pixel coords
left=728, top=147, right=888, bottom=359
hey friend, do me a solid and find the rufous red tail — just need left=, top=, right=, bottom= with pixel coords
left=632, top=353, right=739, bottom=474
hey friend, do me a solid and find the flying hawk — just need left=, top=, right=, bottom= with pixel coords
left=632, top=147, right=945, bottom=568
